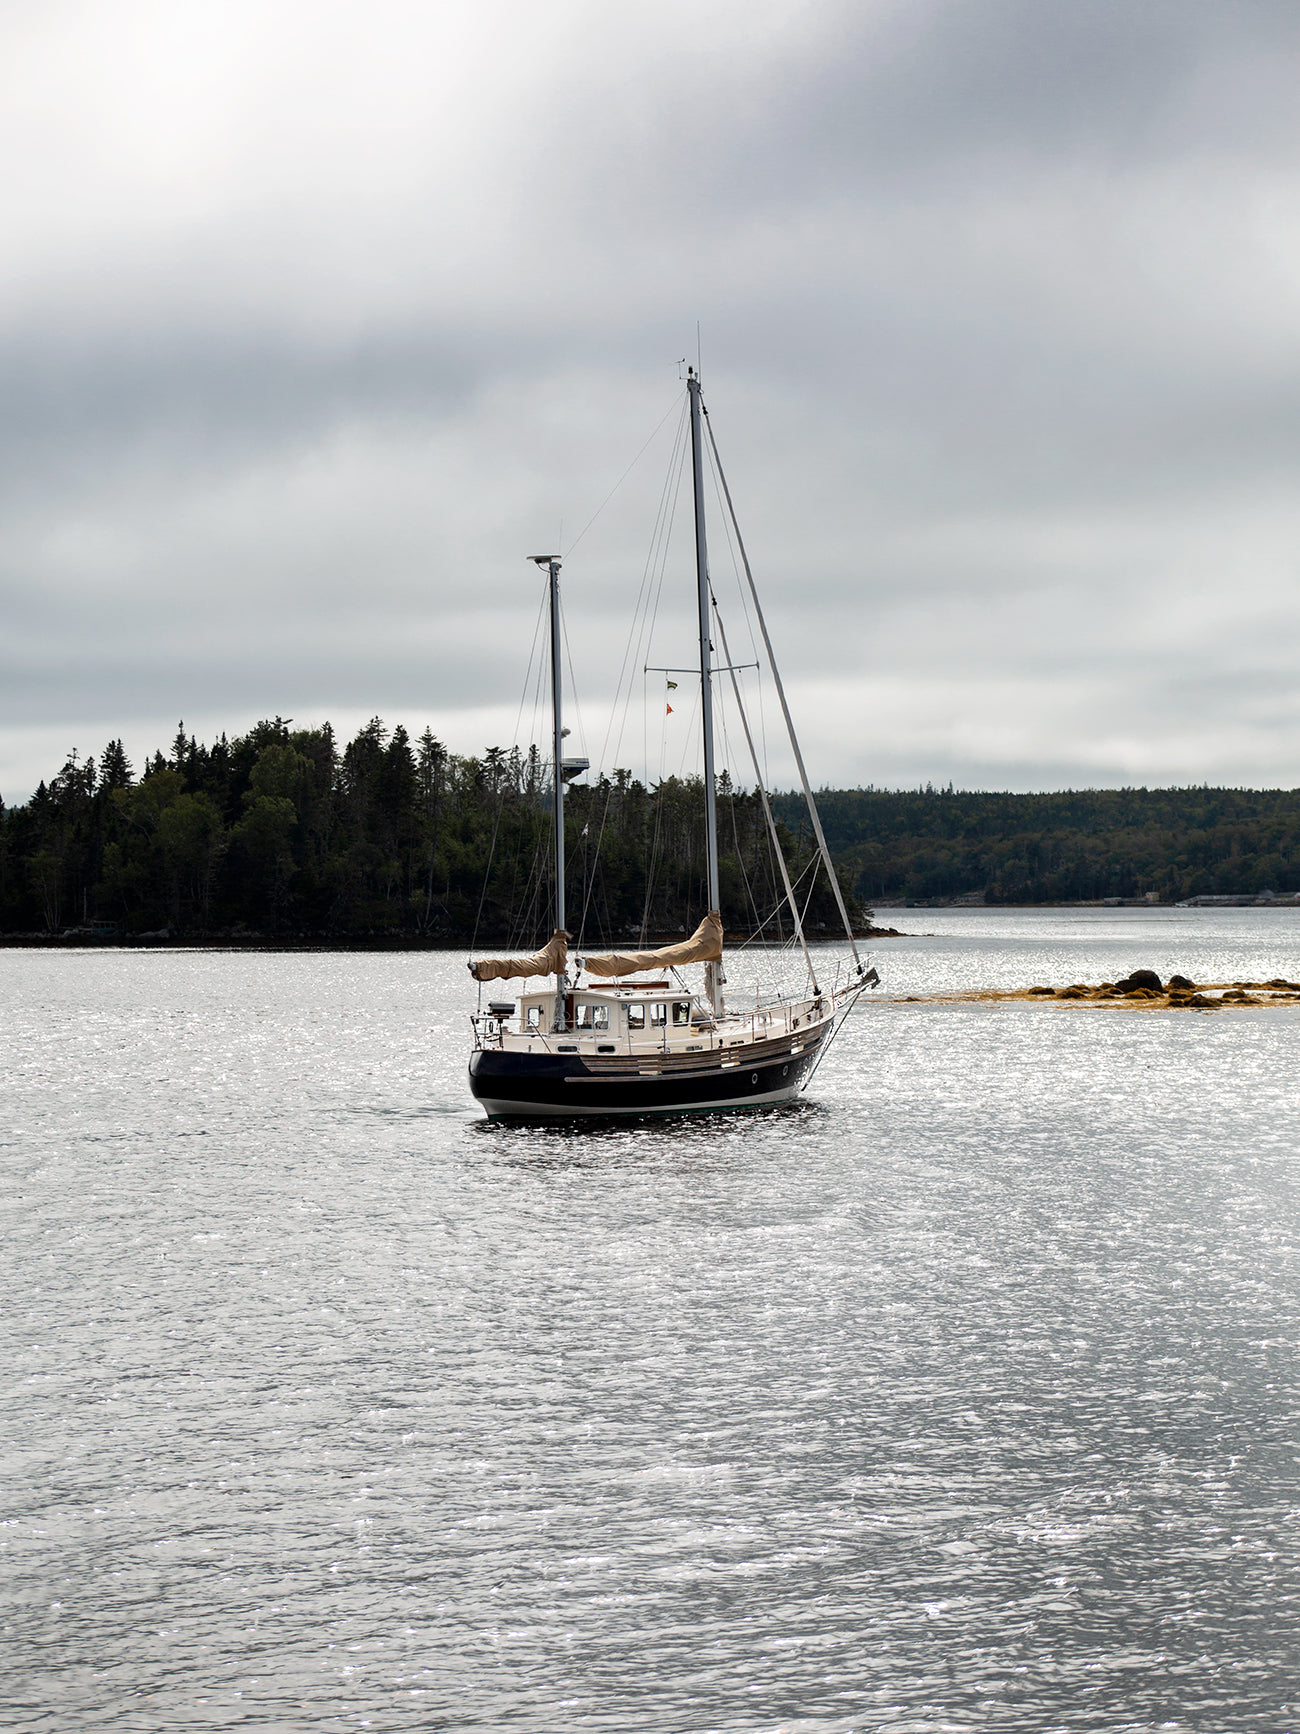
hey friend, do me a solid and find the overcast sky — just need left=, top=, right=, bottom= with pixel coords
left=4, top=0, right=1300, bottom=802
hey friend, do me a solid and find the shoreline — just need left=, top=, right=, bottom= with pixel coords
left=0, top=924, right=908, bottom=952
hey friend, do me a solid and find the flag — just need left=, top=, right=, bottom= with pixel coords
left=666, top=679, right=678, bottom=690
left=666, top=703, right=674, bottom=715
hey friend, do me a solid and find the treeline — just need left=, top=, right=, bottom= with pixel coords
left=14, top=723, right=1292, bottom=936
left=773, top=785, right=1300, bottom=904
left=0, top=718, right=859, bottom=941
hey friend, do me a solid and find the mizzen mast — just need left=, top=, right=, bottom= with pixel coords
left=531, top=553, right=568, bottom=1030
left=687, top=367, right=724, bottom=1017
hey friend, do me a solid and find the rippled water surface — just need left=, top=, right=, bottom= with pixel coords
left=3, top=909, right=1299, bottom=1732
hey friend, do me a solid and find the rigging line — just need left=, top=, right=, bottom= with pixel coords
left=703, top=434, right=765, bottom=679
left=515, top=763, right=549, bottom=945
left=579, top=846, right=608, bottom=948
left=491, top=774, right=522, bottom=938
left=641, top=672, right=673, bottom=945
left=574, top=754, right=627, bottom=948
left=714, top=600, right=818, bottom=993
left=731, top=900, right=794, bottom=946
left=509, top=832, right=541, bottom=950
left=721, top=747, right=769, bottom=967
left=610, top=416, right=682, bottom=749
left=756, top=660, right=772, bottom=807
left=575, top=781, right=612, bottom=946
left=559, top=606, right=587, bottom=766
left=796, top=846, right=824, bottom=938
left=563, top=389, right=684, bottom=559
left=598, top=400, right=690, bottom=778
left=498, top=742, right=549, bottom=950
left=632, top=419, right=689, bottom=727
left=517, top=612, right=551, bottom=841
left=702, top=432, right=772, bottom=792
left=469, top=773, right=509, bottom=952
left=615, top=422, right=687, bottom=776
left=716, top=662, right=782, bottom=951
left=554, top=596, right=611, bottom=948
left=641, top=765, right=666, bottom=946
left=510, top=588, right=551, bottom=762
left=516, top=800, right=552, bottom=945
left=800, top=978, right=873, bottom=1095
left=787, top=852, right=819, bottom=895
left=714, top=697, right=781, bottom=989
left=599, top=400, right=693, bottom=773
left=702, top=400, right=862, bottom=967
left=506, top=761, right=550, bottom=949
left=671, top=684, right=702, bottom=782
left=628, top=413, right=693, bottom=946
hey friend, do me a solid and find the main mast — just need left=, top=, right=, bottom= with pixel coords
left=531, top=554, right=567, bottom=1030
left=687, top=368, right=724, bottom=1017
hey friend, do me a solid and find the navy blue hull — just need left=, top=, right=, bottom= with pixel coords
left=468, top=1036, right=823, bottom=1119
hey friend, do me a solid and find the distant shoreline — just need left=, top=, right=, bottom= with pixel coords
left=10, top=909, right=1300, bottom=950
left=872, top=898, right=1300, bottom=911
left=0, top=924, right=907, bottom=952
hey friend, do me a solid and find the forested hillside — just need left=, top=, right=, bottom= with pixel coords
left=773, top=786, right=1300, bottom=904
left=6, top=722, right=1295, bottom=938
left=0, top=719, right=857, bottom=942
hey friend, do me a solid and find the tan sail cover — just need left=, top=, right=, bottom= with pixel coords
left=579, top=911, right=723, bottom=978
left=469, top=929, right=568, bottom=983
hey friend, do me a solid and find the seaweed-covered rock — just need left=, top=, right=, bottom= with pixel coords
left=1115, top=969, right=1163, bottom=992
left=1168, top=974, right=1195, bottom=990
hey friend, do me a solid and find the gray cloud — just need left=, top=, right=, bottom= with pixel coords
left=4, top=0, right=1300, bottom=801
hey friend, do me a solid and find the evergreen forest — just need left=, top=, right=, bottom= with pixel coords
left=5, top=723, right=1298, bottom=941
left=0, top=719, right=859, bottom=943
left=773, top=784, right=1300, bottom=905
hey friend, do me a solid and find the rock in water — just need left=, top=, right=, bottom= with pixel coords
left=1115, top=969, right=1163, bottom=992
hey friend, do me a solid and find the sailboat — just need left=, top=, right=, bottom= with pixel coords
left=467, top=368, right=877, bottom=1120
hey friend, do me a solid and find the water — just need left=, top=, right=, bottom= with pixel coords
left=2, top=910, right=1298, bottom=1732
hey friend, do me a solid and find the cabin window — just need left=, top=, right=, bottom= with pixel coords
left=575, top=1003, right=609, bottom=1031
left=649, top=1002, right=667, bottom=1027
left=671, top=1001, right=691, bottom=1026
left=525, top=1005, right=542, bottom=1030
left=627, top=1004, right=645, bottom=1030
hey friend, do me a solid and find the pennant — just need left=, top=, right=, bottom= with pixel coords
left=666, top=703, right=674, bottom=715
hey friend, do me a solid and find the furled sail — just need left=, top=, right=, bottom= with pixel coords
left=469, top=929, right=568, bottom=983
left=578, top=911, right=723, bottom=978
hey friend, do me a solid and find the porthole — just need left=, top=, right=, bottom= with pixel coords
left=751, top=1073, right=758, bottom=1085
left=782, top=1065, right=788, bottom=1076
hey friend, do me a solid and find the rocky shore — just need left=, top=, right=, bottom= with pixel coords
left=892, top=969, right=1300, bottom=1009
